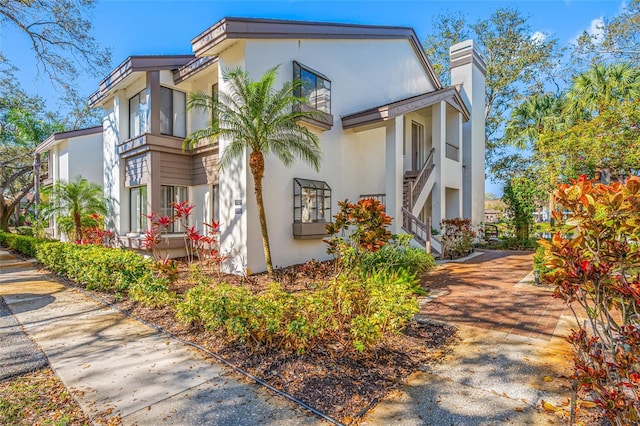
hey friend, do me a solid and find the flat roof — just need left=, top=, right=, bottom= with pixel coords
left=190, top=17, right=442, bottom=91
left=88, top=55, right=195, bottom=107
left=36, top=126, right=102, bottom=154
left=341, top=87, right=470, bottom=130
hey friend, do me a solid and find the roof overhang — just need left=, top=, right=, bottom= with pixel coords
left=36, top=126, right=102, bottom=154
left=191, top=17, right=442, bottom=91
left=89, top=55, right=195, bottom=107
left=173, top=56, right=218, bottom=85
left=341, top=87, right=470, bottom=131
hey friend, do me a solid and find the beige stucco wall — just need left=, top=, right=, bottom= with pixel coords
left=225, top=38, right=437, bottom=273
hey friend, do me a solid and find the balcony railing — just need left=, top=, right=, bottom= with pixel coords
left=359, top=193, right=386, bottom=211
left=446, top=142, right=459, bottom=161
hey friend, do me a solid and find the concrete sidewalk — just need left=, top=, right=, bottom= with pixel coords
left=0, top=250, right=321, bottom=425
left=362, top=250, right=575, bottom=425
left=1, top=247, right=577, bottom=425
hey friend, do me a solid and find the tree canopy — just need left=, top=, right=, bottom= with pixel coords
left=0, top=0, right=110, bottom=86
left=423, top=8, right=563, bottom=160
left=572, top=0, right=640, bottom=68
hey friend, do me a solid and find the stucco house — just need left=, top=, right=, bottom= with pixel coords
left=35, top=126, right=104, bottom=239
left=88, top=17, right=486, bottom=273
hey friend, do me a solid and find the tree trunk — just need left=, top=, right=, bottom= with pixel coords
left=249, top=150, right=274, bottom=277
left=0, top=206, right=10, bottom=232
left=73, top=211, right=83, bottom=241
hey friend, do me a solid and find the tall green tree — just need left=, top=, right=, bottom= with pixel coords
left=502, top=176, right=542, bottom=241
left=572, top=0, right=640, bottom=68
left=504, top=93, right=566, bottom=150
left=42, top=178, right=107, bottom=241
left=0, top=93, right=64, bottom=231
left=423, top=8, right=563, bottom=160
left=566, top=62, right=640, bottom=115
left=185, top=66, right=322, bottom=276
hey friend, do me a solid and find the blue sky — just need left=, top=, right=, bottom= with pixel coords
left=0, top=0, right=626, bottom=194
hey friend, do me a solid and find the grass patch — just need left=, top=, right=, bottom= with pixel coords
left=0, top=368, right=90, bottom=426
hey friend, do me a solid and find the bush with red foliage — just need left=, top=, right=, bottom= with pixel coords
left=540, top=175, right=640, bottom=425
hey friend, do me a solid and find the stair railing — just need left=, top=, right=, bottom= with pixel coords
left=407, top=147, right=435, bottom=210
left=401, top=207, right=432, bottom=253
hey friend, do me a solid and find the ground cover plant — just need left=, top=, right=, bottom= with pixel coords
left=540, top=175, right=640, bottom=425
left=0, top=368, right=91, bottom=426
left=0, top=198, right=451, bottom=422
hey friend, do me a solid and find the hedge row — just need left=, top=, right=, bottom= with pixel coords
left=0, top=232, right=169, bottom=303
left=0, top=232, right=47, bottom=258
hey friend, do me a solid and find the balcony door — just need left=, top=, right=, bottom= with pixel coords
left=411, top=121, right=425, bottom=172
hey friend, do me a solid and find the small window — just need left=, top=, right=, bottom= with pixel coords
left=293, top=178, right=331, bottom=223
left=212, top=184, right=219, bottom=224
left=293, top=62, right=331, bottom=114
left=161, top=185, right=188, bottom=233
left=129, top=90, right=148, bottom=139
left=130, top=186, right=147, bottom=232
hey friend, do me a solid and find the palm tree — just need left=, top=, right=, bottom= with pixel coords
left=42, top=177, right=107, bottom=241
left=566, top=62, right=640, bottom=114
left=184, top=66, right=322, bottom=276
left=504, top=93, right=565, bottom=150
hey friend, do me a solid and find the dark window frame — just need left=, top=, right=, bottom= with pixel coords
left=293, top=178, right=332, bottom=224
left=293, top=61, right=331, bottom=114
left=129, top=89, right=147, bottom=139
left=160, top=86, right=186, bottom=138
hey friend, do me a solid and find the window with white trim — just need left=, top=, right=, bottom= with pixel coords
left=130, top=186, right=147, bottom=233
left=161, top=185, right=188, bottom=233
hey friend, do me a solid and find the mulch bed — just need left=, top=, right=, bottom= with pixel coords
left=50, top=259, right=456, bottom=423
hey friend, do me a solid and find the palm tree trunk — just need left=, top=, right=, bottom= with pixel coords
left=249, top=150, right=274, bottom=277
left=73, top=212, right=83, bottom=241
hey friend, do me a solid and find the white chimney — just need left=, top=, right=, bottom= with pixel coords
left=449, top=40, right=486, bottom=226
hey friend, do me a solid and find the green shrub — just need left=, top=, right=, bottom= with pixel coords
left=128, top=274, right=175, bottom=307
left=1, top=230, right=176, bottom=308
left=15, top=226, right=33, bottom=236
left=359, top=234, right=435, bottom=277
left=0, top=232, right=47, bottom=257
left=35, top=241, right=156, bottom=294
left=533, top=245, right=552, bottom=274
left=176, top=268, right=419, bottom=354
left=493, top=237, right=538, bottom=250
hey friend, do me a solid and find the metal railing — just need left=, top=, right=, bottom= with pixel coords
left=446, top=142, right=459, bottom=161
left=359, top=193, right=386, bottom=210
left=406, top=148, right=435, bottom=210
left=401, top=207, right=431, bottom=253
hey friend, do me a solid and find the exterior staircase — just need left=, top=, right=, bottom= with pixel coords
left=401, top=148, right=439, bottom=256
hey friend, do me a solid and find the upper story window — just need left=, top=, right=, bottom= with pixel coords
left=293, top=61, right=331, bottom=114
left=128, top=87, right=186, bottom=139
left=129, top=89, right=148, bottom=139
left=160, top=86, right=186, bottom=138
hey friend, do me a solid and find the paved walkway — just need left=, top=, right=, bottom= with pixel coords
left=2, top=248, right=579, bottom=425
left=0, top=250, right=319, bottom=425
left=362, top=250, right=576, bottom=425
